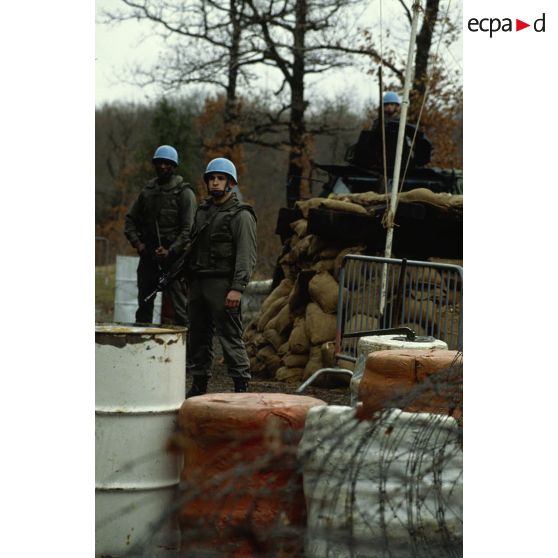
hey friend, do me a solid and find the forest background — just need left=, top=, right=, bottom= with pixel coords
left=96, top=0, right=463, bottom=280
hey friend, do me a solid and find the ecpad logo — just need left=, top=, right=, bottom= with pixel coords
left=468, top=13, right=546, bottom=37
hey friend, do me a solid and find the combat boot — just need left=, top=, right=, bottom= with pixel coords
left=186, top=375, right=209, bottom=398
left=233, top=377, right=249, bottom=393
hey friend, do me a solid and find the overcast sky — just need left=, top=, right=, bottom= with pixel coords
left=95, top=0, right=463, bottom=109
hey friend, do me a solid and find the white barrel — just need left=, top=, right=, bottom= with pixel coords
left=350, top=334, right=448, bottom=406
left=298, top=405, right=463, bottom=557
left=114, top=255, right=162, bottom=323
left=95, top=324, right=186, bottom=557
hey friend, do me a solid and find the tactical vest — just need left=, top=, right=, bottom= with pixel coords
left=192, top=197, right=256, bottom=276
left=139, top=176, right=195, bottom=246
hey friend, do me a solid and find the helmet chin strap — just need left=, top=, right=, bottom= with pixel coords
left=208, top=177, right=233, bottom=198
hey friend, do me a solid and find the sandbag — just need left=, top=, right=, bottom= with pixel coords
left=275, top=366, right=304, bottom=383
left=346, top=313, right=378, bottom=333
left=290, top=234, right=314, bottom=261
left=283, top=352, right=309, bottom=369
left=251, top=332, right=268, bottom=348
left=399, top=188, right=462, bottom=210
left=357, top=349, right=462, bottom=419
left=288, top=271, right=315, bottom=312
left=305, top=303, right=337, bottom=346
left=266, top=303, right=292, bottom=336
left=280, top=260, right=297, bottom=283
left=262, top=328, right=287, bottom=352
left=308, top=271, right=339, bottom=314
left=257, top=295, right=288, bottom=332
left=317, top=198, right=368, bottom=214
left=255, top=344, right=281, bottom=377
left=259, top=279, right=293, bottom=315
left=288, top=317, right=310, bottom=354
left=250, top=355, right=267, bottom=376
left=333, top=245, right=366, bottom=279
left=406, top=266, right=443, bottom=289
left=277, top=342, right=290, bottom=356
left=295, top=198, right=325, bottom=219
left=290, top=218, right=308, bottom=238
left=320, top=341, right=335, bottom=368
left=307, top=235, right=326, bottom=259
left=310, top=258, right=335, bottom=274
left=243, top=321, right=257, bottom=343
left=302, top=344, right=352, bottom=388
left=338, top=191, right=387, bottom=207
left=318, top=246, right=341, bottom=259
left=303, top=345, right=323, bottom=381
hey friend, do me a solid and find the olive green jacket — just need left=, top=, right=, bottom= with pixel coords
left=124, top=175, right=197, bottom=255
left=189, top=194, right=257, bottom=293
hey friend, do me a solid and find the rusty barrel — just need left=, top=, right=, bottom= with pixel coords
left=178, top=393, right=326, bottom=556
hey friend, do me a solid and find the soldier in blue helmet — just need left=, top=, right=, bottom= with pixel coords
left=124, top=145, right=197, bottom=326
left=380, top=91, right=401, bottom=122
left=186, top=158, right=257, bottom=397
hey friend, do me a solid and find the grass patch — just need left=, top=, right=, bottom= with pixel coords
left=96, top=264, right=115, bottom=322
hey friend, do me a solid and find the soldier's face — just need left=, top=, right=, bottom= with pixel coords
left=153, top=159, right=175, bottom=180
left=207, top=173, right=229, bottom=196
left=384, top=103, right=399, bottom=117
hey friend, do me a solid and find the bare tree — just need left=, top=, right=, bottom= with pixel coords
left=100, top=0, right=461, bottom=206
left=244, top=0, right=367, bottom=205
left=101, top=1, right=267, bottom=134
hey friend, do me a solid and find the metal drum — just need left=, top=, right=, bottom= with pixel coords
left=113, top=255, right=162, bottom=323
left=350, top=334, right=448, bottom=406
left=95, top=324, right=186, bottom=557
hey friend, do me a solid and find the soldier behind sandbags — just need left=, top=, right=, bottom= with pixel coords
left=186, top=158, right=257, bottom=397
left=124, top=145, right=197, bottom=326
left=373, top=90, right=401, bottom=127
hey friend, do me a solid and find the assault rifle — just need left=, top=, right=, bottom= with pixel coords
left=143, top=210, right=219, bottom=303
left=143, top=242, right=192, bottom=303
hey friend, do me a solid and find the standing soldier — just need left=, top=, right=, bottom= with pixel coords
left=124, top=145, right=197, bottom=327
left=186, top=158, right=257, bottom=397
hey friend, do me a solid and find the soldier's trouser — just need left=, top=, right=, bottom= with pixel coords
left=136, top=255, right=189, bottom=327
left=188, top=276, right=251, bottom=380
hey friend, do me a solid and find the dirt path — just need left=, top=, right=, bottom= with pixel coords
left=191, top=344, right=351, bottom=406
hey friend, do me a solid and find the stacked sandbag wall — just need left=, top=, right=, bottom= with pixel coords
left=244, top=190, right=462, bottom=384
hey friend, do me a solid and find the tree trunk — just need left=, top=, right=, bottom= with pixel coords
left=225, top=0, right=241, bottom=129
left=286, top=0, right=307, bottom=208
left=413, top=0, right=440, bottom=98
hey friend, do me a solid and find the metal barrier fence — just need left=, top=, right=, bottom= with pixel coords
left=337, top=255, right=463, bottom=357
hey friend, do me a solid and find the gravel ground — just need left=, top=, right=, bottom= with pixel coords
left=188, top=342, right=351, bottom=406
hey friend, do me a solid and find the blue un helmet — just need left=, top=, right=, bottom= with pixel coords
left=383, top=91, right=401, bottom=105
left=152, top=145, right=179, bottom=166
left=203, top=158, right=238, bottom=185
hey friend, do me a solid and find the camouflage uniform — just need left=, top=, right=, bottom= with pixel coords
left=188, top=193, right=257, bottom=380
left=124, top=175, right=197, bottom=325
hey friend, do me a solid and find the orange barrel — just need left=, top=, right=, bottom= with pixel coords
left=177, top=393, right=326, bottom=556
left=357, top=349, right=462, bottom=420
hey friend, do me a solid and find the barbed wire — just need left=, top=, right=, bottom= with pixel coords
left=97, top=357, right=462, bottom=558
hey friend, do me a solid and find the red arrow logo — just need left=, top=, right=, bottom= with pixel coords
left=516, top=19, right=530, bottom=31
